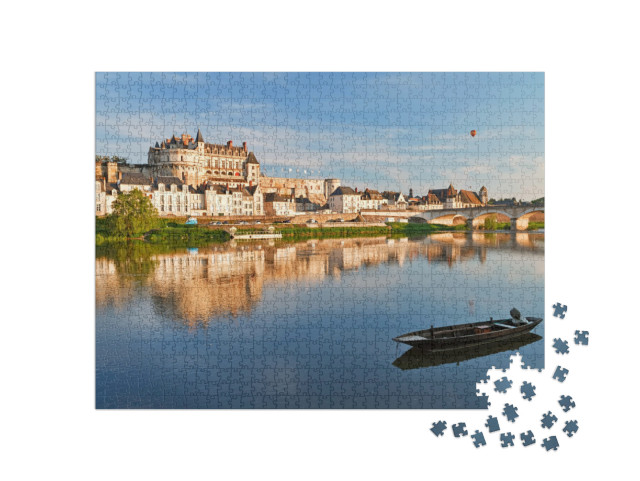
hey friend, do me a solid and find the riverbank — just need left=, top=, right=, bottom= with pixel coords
left=96, top=216, right=544, bottom=246
left=96, top=217, right=231, bottom=246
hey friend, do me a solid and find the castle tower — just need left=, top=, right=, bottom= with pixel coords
left=324, top=178, right=341, bottom=199
left=245, top=150, right=260, bottom=185
left=195, top=128, right=204, bottom=154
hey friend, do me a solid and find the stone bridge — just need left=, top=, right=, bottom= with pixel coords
left=413, top=205, right=544, bottom=231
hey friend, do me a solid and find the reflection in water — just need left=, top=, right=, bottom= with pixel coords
left=392, top=333, right=543, bottom=370
left=96, top=233, right=543, bottom=326
left=96, top=232, right=544, bottom=408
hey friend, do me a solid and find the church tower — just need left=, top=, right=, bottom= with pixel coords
left=479, top=186, right=488, bottom=205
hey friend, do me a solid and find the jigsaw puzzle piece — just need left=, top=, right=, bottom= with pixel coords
left=500, top=432, right=515, bottom=447
left=452, top=423, right=468, bottom=438
left=552, top=338, right=570, bottom=355
left=494, top=376, right=513, bottom=393
left=563, top=420, right=579, bottom=437
left=430, top=420, right=447, bottom=437
left=574, top=330, right=589, bottom=345
left=502, top=403, right=519, bottom=422
left=541, top=436, right=559, bottom=451
left=552, top=303, right=567, bottom=319
left=485, top=415, right=501, bottom=433
left=559, top=395, right=576, bottom=412
left=541, top=411, right=558, bottom=429
left=552, top=366, right=569, bottom=382
left=520, top=431, right=536, bottom=446
left=520, top=381, right=536, bottom=401
left=471, top=430, right=486, bottom=448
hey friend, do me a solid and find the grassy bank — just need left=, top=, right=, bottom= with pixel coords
left=96, top=216, right=230, bottom=246
left=146, top=224, right=231, bottom=245
left=237, top=222, right=469, bottom=241
left=527, top=222, right=545, bottom=230
left=387, top=222, right=467, bottom=235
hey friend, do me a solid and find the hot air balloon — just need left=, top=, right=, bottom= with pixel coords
left=470, top=130, right=477, bottom=137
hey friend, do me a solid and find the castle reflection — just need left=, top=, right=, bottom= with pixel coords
left=96, top=233, right=543, bottom=327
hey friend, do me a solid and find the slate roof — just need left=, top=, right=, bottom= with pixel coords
left=120, top=173, right=152, bottom=185
left=195, top=128, right=204, bottom=143
left=245, top=185, right=259, bottom=196
left=362, top=189, right=384, bottom=200
left=330, top=186, right=358, bottom=196
left=155, top=176, right=184, bottom=187
left=264, top=193, right=290, bottom=203
left=429, top=184, right=457, bottom=202
left=246, top=152, right=259, bottom=164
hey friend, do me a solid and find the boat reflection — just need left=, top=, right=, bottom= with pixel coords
left=392, top=333, right=542, bottom=370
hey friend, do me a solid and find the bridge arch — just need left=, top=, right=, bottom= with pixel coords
left=428, top=213, right=469, bottom=226
left=512, top=209, right=544, bottom=231
left=467, top=211, right=512, bottom=230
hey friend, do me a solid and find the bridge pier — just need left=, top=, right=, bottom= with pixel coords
left=510, top=217, right=529, bottom=231
left=467, top=219, right=476, bottom=231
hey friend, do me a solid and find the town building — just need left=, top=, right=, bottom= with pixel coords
left=360, top=189, right=387, bottom=210
left=328, top=186, right=362, bottom=213
left=420, top=193, right=443, bottom=210
left=382, top=191, right=408, bottom=210
left=295, top=196, right=325, bottom=212
left=428, top=184, right=487, bottom=209
left=264, top=193, right=295, bottom=216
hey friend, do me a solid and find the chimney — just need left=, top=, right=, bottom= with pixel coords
left=355, top=187, right=358, bottom=193
left=227, top=140, right=233, bottom=149
left=243, top=142, right=247, bottom=152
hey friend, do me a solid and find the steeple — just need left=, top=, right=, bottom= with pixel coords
left=196, top=128, right=204, bottom=143
left=155, top=141, right=160, bottom=148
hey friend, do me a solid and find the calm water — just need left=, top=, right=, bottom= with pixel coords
left=96, top=232, right=544, bottom=408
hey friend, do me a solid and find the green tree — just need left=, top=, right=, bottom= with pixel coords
left=110, top=189, right=158, bottom=237
left=484, top=215, right=498, bottom=231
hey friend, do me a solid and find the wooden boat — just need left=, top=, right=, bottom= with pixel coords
left=392, top=333, right=542, bottom=370
left=393, top=316, right=543, bottom=350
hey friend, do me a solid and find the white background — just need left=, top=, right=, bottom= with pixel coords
left=1, top=1, right=639, bottom=479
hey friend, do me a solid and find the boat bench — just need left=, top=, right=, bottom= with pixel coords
left=493, top=322, right=517, bottom=329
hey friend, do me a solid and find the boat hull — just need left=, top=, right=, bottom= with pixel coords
left=393, top=317, right=543, bottom=350
left=392, top=332, right=543, bottom=370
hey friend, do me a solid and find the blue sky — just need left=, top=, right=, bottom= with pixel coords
left=96, top=72, right=544, bottom=199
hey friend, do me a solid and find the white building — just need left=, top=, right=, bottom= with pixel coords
left=264, top=193, right=295, bottom=216
left=328, top=186, right=362, bottom=213
left=360, top=189, right=387, bottom=210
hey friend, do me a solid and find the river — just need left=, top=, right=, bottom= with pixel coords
left=96, top=232, right=544, bottom=408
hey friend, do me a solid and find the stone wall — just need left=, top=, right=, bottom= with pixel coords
left=260, top=176, right=326, bottom=200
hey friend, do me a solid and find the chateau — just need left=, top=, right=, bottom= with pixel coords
left=96, top=130, right=487, bottom=217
